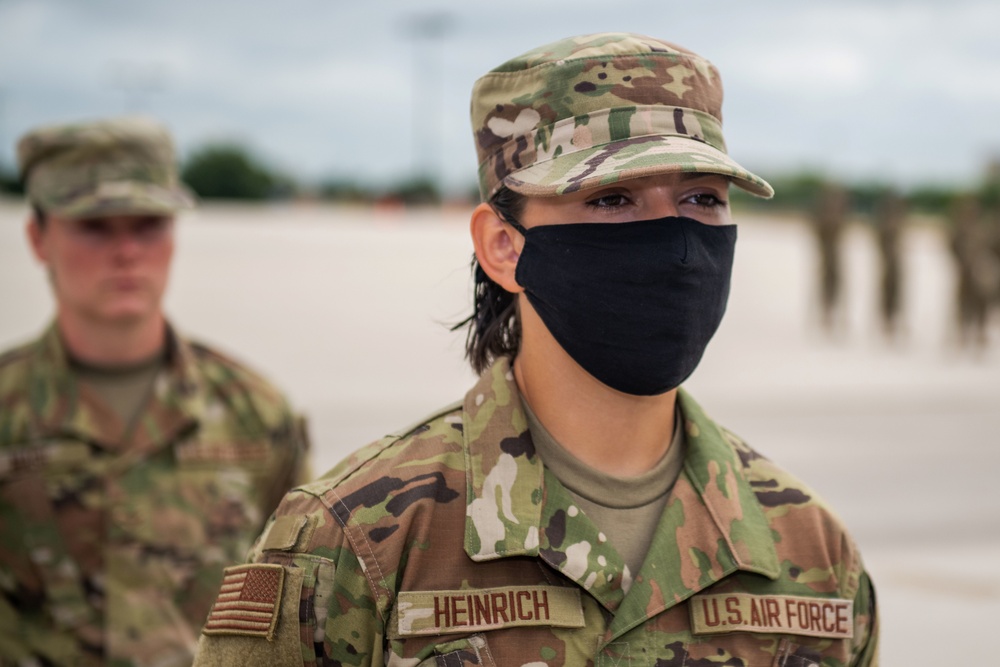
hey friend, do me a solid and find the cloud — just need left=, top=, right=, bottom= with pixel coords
left=1, top=0, right=998, bottom=188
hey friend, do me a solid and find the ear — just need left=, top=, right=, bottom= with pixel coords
left=26, top=217, right=49, bottom=265
left=470, top=202, right=523, bottom=293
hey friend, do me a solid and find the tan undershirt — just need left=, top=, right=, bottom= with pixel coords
left=522, top=399, right=685, bottom=578
left=71, top=351, right=166, bottom=438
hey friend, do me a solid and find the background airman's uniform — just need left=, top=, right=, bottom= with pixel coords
left=0, top=326, right=310, bottom=667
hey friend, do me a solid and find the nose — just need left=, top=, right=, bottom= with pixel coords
left=645, top=187, right=681, bottom=219
left=110, top=227, right=143, bottom=261
left=652, top=201, right=680, bottom=218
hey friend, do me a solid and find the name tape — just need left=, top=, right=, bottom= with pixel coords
left=690, top=593, right=854, bottom=640
left=395, top=585, right=584, bottom=637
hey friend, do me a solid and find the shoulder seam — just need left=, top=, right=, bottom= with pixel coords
left=327, top=487, right=392, bottom=626
left=388, top=400, right=463, bottom=440
left=310, top=434, right=404, bottom=492
left=0, top=340, right=39, bottom=369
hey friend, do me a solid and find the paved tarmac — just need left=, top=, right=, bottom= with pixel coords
left=1, top=199, right=997, bottom=664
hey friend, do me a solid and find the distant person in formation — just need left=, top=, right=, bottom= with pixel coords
left=0, top=117, right=312, bottom=667
left=193, top=33, right=878, bottom=666
left=948, top=193, right=998, bottom=350
left=873, top=189, right=907, bottom=340
left=811, top=181, right=851, bottom=335
left=984, top=185, right=1000, bottom=314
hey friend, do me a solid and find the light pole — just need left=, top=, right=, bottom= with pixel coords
left=0, top=86, right=13, bottom=189
left=401, top=11, right=454, bottom=195
left=0, top=87, right=7, bottom=172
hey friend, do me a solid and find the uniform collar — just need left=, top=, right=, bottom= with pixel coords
left=463, top=358, right=780, bottom=618
left=25, top=321, right=205, bottom=451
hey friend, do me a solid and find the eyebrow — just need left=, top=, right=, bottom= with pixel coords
left=678, top=172, right=728, bottom=182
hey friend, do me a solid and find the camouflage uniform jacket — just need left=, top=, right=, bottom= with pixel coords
left=194, top=358, right=878, bottom=666
left=0, top=324, right=310, bottom=667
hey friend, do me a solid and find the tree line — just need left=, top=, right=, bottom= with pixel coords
left=1, top=142, right=997, bottom=216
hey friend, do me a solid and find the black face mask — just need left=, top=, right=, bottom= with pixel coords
left=510, top=216, right=736, bottom=396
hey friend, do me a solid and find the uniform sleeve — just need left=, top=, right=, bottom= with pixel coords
left=193, top=487, right=385, bottom=667
left=850, top=570, right=879, bottom=667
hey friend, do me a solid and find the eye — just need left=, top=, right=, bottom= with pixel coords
left=684, top=192, right=727, bottom=209
left=76, top=219, right=114, bottom=240
left=133, top=217, right=171, bottom=241
left=585, top=192, right=632, bottom=209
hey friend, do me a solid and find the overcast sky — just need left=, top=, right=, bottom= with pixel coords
left=2, top=0, right=998, bottom=193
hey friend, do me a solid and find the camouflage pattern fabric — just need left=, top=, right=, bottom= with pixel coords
left=470, top=33, right=774, bottom=201
left=0, top=324, right=311, bottom=667
left=17, top=116, right=195, bottom=219
left=193, top=358, right=878, bottom=666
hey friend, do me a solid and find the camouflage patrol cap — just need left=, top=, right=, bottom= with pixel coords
left=17, top=116, right=195, bottom=219
left=471, top=32, right=773, bottom=201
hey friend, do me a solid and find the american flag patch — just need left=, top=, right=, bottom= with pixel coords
left=203, top=564, right=285, bottom=639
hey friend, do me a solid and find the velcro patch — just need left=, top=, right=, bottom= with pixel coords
left=394, top=586, right=584, bottom=637
left=203, top=564, right=285, bottom=639
left=690, top=593, right=853, bottom=640
left=261, top=515, right=311, bottom=551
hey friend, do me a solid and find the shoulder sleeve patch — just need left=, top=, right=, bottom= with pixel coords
left=194, top=564, right=308, bottom=666
left=203, top=564, right=285, bottom=639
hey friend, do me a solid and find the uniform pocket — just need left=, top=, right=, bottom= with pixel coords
left=170, top=437, right=276, bottom=548
left=172, top=464, right=261, bottom=542
left=676, top=634, right=840, bottom=667
left=0, top=440, right=98, bottom=631
left=772, top=638, right=824, bottom=667
left=419, top=634, right=496, bottom=667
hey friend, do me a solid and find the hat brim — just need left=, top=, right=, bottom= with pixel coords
left=44, top=182, right=196, bottom=219
left=502, top=135, right=773, bottom=199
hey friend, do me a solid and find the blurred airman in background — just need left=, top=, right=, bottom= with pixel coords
left=873, top=188, right=907, bottom=341
left=981, top=162, right=1000, bottom=318
left=0, top=117, right=311, bottom=667
left=948, top=193, right=998, bottom=351
left=811, top=181, right=851, bottom=336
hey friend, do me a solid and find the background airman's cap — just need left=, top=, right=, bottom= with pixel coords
left=17, top=116, right=195, bottom=219
left=471, top=32, right=773, bottom=201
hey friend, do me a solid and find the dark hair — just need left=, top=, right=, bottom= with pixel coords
left=31, top=204, right=47, bottom=228
left=454, top=186, right=528, bottom=374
